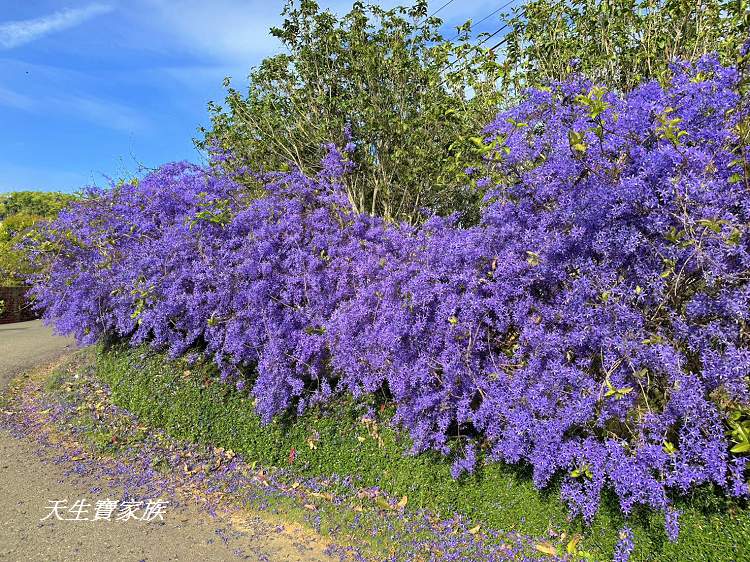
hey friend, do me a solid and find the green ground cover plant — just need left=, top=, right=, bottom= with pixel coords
left=95, top=344, right=750, bottom=561
left=4, top=350, right=574, bottom=561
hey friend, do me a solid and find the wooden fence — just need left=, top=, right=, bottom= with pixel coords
left=0, top=286, right=38, bottom=324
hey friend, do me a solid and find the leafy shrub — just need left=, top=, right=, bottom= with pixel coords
left=30, top=57, right=749, bottom=540
left=0, top=213, right=41, bottom=285
left=200, top=0, right=505, bottom=224
left=0, top=191, right=76, bottom=285
left=201, top=0, right=749, bottom=225
left=501, top=0, right=749, bottom=93
left=0, top=191, right=75, bottom=221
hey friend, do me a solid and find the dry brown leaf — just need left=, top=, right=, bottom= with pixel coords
left=534, top=542, right=558, bottom=556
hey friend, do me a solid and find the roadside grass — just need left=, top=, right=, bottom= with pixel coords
left=36, top=351, right=390, bottom=558
left=90, top=344, right=749, bottom=561
left=29, top=349, right=555, bottom=561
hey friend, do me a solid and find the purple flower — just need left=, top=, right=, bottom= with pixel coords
left=614, top=527, right=635, bottom=562
left=29, top=56, right=750, bottom=538
left=665, top=508, right=680, bottom=542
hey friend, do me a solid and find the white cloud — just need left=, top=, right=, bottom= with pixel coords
left=0, top=3, right=115, bottom=49
left=133, top=0, right=454, bottom=65
left=134, top=0, right=281, bottom=62
left=1, top=90, right=147, bottom=134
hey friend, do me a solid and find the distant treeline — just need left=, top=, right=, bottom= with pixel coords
left=0, top=191, right=77, bottom=285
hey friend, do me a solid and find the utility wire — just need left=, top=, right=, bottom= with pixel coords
left=437, top=33, right=512, bottom=87
left=447, top=0, right=518, bottom=42
left=442, top=22, right=511, bottom=72
left=412, top=0, right=457, bottom=39
left=414, top=0, right=456, bottom=27
left=428, top=0, right=457, bottom=19
left=437, top=3, right=527, bottom=87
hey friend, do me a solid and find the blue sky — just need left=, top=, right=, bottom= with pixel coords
left=0, top=1, right=511, bottom=194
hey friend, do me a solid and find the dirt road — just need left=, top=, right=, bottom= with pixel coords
left=0, top=321, right=335, bottom=561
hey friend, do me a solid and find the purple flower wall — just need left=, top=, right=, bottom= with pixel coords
left=30, top=57, right=750, bottom=538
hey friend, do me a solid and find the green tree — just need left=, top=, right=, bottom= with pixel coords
left=0, top=191, right=75, bottom=221
left=0, top=213, right=39, bottom=285
left=0, top=191, right=75, bottom=285
left=501, top=0, right=750, bottom=93
left=199, top=0, right=504, bottom=224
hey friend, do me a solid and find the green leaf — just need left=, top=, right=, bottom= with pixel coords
left=697, top=218, right=724, bottom=234
left=375, top=496, right=393, bottom=510
left=642, top=334, right=664, bottom=345
left=469, top=136, right=485, bottom=148
left=568, top=130, right=587, bottom=154
left=566, top=535, right=581, bottom=555
left=571, top=463, right=592, bottom=479
left=726, top=228, right=742, bottom=245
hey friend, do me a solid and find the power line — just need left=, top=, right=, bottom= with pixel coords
left=448, top=0, right=518, bottom=42
left=412, top=0, right=456, bottom=37
left=474, top=22, right=511, bottom=48
left=437, top=29, right=521, bottom=87
left=437, top=3, right=527, bottom=87
left=484, top=35, right=512, bottom=55
left=442, top=22, right=511, bottom=73
left=437, top=35, right=512, bottom=87
left=428, top=0, right=457, bottom=19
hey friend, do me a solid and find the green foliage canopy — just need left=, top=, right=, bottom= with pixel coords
left=199, top=0, right=504, bottom=224
left=0, top=191, right=75, bottom=285
left=501, top=0, right=750, bottom=92
left=0, top=191, right=75, bottom=221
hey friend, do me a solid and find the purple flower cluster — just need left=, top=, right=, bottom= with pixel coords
left=31, top=56, right=749, bottom=538
left=613, top=528, right=634, bottom=562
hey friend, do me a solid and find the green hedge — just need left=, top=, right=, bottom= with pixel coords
left=96, top=345, right=750, bottom=561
